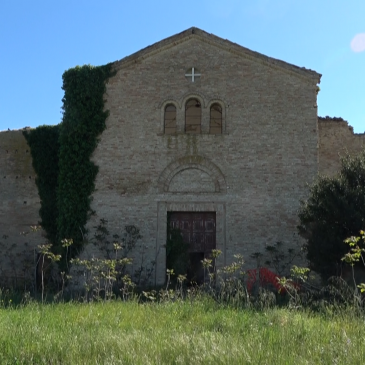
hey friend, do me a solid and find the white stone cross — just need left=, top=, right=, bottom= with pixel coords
left=185, top=67, right=201, bottom=82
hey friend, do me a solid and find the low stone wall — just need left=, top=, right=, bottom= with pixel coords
left=318, top=117, right=365, bottom=176
left=0, top=129, right=43, bottom=287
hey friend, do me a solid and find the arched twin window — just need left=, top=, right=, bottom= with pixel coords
left=164, top=100, right=222, bottom=134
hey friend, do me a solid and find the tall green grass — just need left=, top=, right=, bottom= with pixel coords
left=1, top=299, right=364, bottom=364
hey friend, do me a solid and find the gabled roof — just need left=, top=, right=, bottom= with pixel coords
left=112, top=27, right=321, bottom=83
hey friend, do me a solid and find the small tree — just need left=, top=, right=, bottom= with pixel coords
left=298, top=150, right=365, bottom=280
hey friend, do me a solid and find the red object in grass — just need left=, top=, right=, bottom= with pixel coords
left=246, top=267, right=286, bottom=294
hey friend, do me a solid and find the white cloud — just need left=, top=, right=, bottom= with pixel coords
left=350, top=33, right=365, bottom=53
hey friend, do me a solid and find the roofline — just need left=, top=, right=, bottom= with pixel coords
left=111, top=27, right=321, bottom=83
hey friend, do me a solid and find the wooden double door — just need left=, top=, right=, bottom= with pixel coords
left=169, top=212, right=216, bottom=283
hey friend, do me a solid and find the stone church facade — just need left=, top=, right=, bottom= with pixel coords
left=1, top=28, right=364, bottom=286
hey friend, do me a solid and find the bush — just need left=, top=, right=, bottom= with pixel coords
left=298, top=150, right=365, bottom=280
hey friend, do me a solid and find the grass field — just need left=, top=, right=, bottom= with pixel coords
left=1, top=298, right=365, bottom=364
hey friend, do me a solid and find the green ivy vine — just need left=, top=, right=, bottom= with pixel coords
left=24, top=63, right=114, bottom=269
left=23, top=125, right=60, bottom=244
left=57, top=64, right=114, bottom=264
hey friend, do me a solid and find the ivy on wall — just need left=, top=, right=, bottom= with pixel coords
left=57, top=64, right=114, bottom=263
left=24, top=63, right=114, bottom=268
left=23, top=125, right=60, bottom=244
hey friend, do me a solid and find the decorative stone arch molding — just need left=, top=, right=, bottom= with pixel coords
left=180, top=92, right=206, bottom=108
left=158, top=155, right=227, bottom=193
left=157, top=98, right=181, bottom=110
left=207, top=98, right=227, bottom=110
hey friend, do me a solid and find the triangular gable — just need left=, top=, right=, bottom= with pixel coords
left=112, top=27, right=321, bottom=83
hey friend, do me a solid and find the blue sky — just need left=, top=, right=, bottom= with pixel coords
left=1, top=0, right=364, bottom=133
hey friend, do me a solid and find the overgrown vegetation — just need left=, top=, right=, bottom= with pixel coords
left=24, top=64, right=115, bottom=269
left=0, top=228, right=365, bottom=364
left=299, top=150, right=365, bottom=280
left=57, top=64, right=114, bottom=264
left=2, top=228, right=365, bottom=361
left=3, top=224, right=365, bottom=318
left=0, top=220, right=365, bottom=364
left=23, top=125, right=60, bottom=244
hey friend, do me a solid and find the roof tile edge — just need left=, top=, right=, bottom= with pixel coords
left=111, top=27, right=321, bottom=83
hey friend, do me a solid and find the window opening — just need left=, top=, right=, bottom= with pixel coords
left=210, top=103, right=222, bottom=134
left=185, top=99, right=201, bottom=134
left=164, top=104, right=177, bottom=134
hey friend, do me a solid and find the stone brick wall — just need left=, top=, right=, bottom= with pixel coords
left=86, top=31, right=320, bottom=285
left=4, top=30, right=347, bottom=288
left=0, top=130, right=42, bottom=286
left=318, top=117, right=365, bottom=176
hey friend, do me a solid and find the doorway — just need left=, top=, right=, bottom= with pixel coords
left=168, top=212, right=216, bottom=284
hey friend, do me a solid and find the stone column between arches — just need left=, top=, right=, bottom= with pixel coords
left=155, top=201, right=226, bottom=285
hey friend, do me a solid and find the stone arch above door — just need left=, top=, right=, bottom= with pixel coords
left=158, top=155, right=226, bottom=193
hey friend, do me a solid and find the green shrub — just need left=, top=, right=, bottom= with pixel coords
left=298, top=150, right=365, bottom=280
